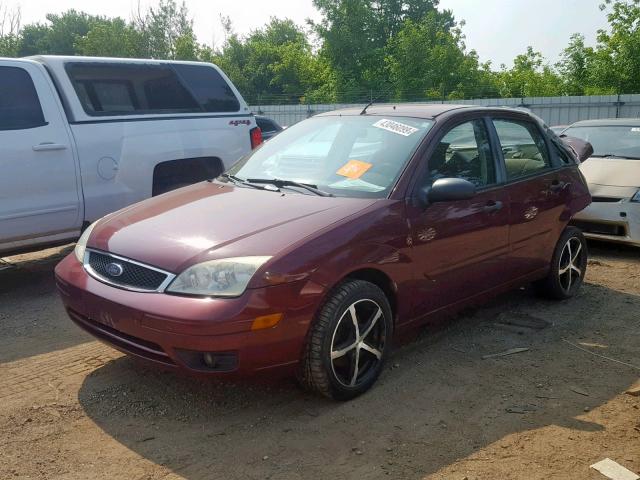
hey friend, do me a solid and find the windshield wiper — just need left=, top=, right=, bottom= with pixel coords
left=591, top=154, right=640, bottom=160
left=246, top=178, right=334, bottom=197
left=219, top=173, right=273, bottom=191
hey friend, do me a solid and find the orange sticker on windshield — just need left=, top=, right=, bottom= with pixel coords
left=336, top=160, right=372, bottom=179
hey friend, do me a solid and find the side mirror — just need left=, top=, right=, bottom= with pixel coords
left=559, top=135, right=593, bottom=163
left=418, top=178, right=477, bottom=207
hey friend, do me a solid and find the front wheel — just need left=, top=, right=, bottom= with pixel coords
left=298, top=280, right=393, bottom=400
left=534, top=226, right=588, bottom=299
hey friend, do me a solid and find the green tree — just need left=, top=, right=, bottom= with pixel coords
left=212, top=18, right=333, bottom=103
left=134, top=0, right=193, bottom=59
left=588, top=0, right=640, bottom=93
left=19, top=10, right=104, bottom=56
left=556, top=34, right=594, bottom=96
left=311, top=0, right=452, bottom=100
left=74, top=18, right=145, bottom=58
left=496, top=47, right=563, bottom=97
left=385, top=14, right=498, bottom=100
left=0, top=4, right=21, bottom=56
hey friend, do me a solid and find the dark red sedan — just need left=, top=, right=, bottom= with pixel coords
left=55, top=105, right=591, bottom=400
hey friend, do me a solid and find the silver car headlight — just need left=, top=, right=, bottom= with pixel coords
left=166, top=256, right=272, bottom=297
left=74, top=221, right=99, bottom=262
left=631, top=189, right=640, bottom=203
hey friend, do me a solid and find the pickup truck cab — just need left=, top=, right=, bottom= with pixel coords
left=0, top=55, right=259, bottom=256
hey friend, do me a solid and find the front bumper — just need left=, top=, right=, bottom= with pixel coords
left=571, top=199, right=640, bottom=247
left=54, top=254, right=326, bottom=376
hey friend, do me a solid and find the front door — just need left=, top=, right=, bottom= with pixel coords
left=407, top=118, right=511, bottom=317
left=0, top=61, right=80, bottom=247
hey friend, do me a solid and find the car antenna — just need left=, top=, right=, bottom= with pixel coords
left=360, top=88, right=393, bottom=115
left=360, top=100, right=374, bottom=115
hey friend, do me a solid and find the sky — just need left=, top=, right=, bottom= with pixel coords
left=7, top=0, right=611, bottom=67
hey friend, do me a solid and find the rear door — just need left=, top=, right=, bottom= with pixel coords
left=0, top=60, right=80, bottom=246
left=407, top=117, right=511, bottom=316
left=491, top=117, right=571, bottom=277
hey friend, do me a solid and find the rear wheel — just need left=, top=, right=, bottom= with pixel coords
left=299, top=280, right=392, bottom=400
left=534, top=226, right=587, bottom=299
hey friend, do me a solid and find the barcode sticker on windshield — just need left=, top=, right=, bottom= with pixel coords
left=632, top=127, right=640, bottom=133
left=373, top=119, right=419, bottom=137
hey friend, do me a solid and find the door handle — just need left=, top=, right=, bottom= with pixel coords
left=32, top=143, right=67, bottom=152
left=483, top=200, right=503, bottom=213
left=549, top=180, right=570, bottom=192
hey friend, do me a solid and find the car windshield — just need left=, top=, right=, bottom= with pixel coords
left=225, top=116, right=433, bottom=198
left=563, top=125, right=640, bottom=159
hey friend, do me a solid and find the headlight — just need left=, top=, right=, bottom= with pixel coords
left=166, top=256, right=272, bottom=297
left=631, top=189, right=640, bottom=203
left=74, top=221, right=98, bottom=262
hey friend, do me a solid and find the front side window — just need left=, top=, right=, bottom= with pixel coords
left=493, top=119, right=551, bottom=180
left=426, top=119, right=496, bottom=188
left=226, top=116, right=433, bottom=198
left=562, top=125, right=640, bottom=160
left=0, top=66, right=46, bottom=130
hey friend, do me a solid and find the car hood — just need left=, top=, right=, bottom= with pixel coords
left=88, top=182, right=377, bottom=273
left=579, top=157, right=640, bottom=188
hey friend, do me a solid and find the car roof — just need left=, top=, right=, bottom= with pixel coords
left=568, top=118, right=640, bottom=127
left=316, top=103, right=529, bottom=120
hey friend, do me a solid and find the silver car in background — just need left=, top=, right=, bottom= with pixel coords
left=563, top=119, right=640, bottom=246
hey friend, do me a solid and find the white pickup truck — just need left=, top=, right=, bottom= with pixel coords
left=0, top=55, right=261, bottom=256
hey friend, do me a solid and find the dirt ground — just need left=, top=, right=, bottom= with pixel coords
left=0, top=242, right=638, bottom=480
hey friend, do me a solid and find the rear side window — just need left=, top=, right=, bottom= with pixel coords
left=172, top=64, right=240, bottom=112
left=0, top=66, right=46, bottom=130
left=493, top=119, right=551, bottom=180
left=66, top=62, right=237, bottom=115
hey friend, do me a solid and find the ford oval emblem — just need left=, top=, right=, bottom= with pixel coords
left=106, top=262, right=124, bottom=277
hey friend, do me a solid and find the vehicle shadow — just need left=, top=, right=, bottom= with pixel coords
left=0, top=244, right=93, bottom=363
left=77, top=281, right=640, bottom=479
left=587, top=239, right=639, bottom=261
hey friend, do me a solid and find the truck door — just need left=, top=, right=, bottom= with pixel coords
left=0, top=60, right=80, bottom=248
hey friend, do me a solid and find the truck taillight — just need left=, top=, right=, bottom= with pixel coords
left=250, top=127, right=263, bottom=149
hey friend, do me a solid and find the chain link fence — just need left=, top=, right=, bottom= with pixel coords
left=250, top=94, right=640, bottom=128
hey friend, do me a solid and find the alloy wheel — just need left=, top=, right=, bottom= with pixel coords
left=558, top=236, right=584, bottom=293
left=330, top=299, right=387, bottom=388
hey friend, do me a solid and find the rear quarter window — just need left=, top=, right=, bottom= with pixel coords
left=0, top=66, right=46, bottom=130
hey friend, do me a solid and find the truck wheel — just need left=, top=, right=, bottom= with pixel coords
left=152, top=157, right=223, bottom=196
left=534, top=226, right=588, bottom=300
left=299, top=280, right=392, bottom=400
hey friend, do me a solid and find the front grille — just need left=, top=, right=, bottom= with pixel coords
left=86, top=250, right=170, bottom=291
left=572, top=220, right=627, bottom=237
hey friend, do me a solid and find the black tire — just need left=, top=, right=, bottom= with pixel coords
left=534, top=226, right=588, bottom=300
left=298, top=279, right=393, bottom=400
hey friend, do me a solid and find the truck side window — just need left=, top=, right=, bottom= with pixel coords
left=0, top=66, right=46, bottom=130
left=171, top=64, right=240, bottom=112
left=66, top=62, right=240, bottom=116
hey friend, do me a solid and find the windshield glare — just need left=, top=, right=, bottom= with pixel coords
left=564, top=125, right=640, bottom=159
left=226, top=116, right=433, bottom=197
